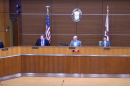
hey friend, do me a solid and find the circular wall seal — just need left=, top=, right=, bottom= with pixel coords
left=71, top=8, right=82, bottom=22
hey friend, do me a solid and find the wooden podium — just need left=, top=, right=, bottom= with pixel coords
left=0, top=46, right=130, bottom=77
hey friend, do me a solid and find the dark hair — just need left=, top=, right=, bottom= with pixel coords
left=104, top=36, right=107, bottom=39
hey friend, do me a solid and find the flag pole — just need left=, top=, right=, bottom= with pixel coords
left=46, top=6, right=50, bottom=13
left=107, top=5, right=109, bottom=11
left=46, top=6, right=49, bottom=40
left=45, top=6, right=51, bottom=43
left=105, top=5, right=109, bottom=41
left=107, top=5, right=109, bottom=41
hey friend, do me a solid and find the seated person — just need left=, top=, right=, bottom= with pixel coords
left=101, top=36, right=111, bottom=47
left=70, top=36, right=82, bottom=46
left=35, top=35, right=50, bottom=46
left=0, top=39, right=4, bottom=48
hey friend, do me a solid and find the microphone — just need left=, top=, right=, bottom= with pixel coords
left=61, top=80, right=64, bottom=86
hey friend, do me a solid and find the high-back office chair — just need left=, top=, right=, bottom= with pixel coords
left=60, top=43, right=68, bottom=46
left=99, top=41, right=102, bottom=46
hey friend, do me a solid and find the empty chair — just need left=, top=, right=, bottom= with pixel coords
left=99, top=41, right=102, bottom=47
left=60, top=43, right=68, bottom=46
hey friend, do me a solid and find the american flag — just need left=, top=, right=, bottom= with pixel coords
left=45, top=10, right=51, bottom=42
left=105, top=6, right=109, bottom=41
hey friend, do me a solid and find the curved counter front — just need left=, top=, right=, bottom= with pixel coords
left=0, top=46, right=130, bottom=77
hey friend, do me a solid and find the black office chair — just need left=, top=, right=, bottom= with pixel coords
left=60, top=43, right=68, bottom=46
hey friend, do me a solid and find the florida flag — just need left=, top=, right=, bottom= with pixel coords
left=105, top=6, right=109, bottom=41
left=45, top=10, right=51, bottom=43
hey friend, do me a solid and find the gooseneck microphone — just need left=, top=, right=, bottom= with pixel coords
left=61, top=80, right=64, bottom=86
left=0, top=81, right=2, bottom=86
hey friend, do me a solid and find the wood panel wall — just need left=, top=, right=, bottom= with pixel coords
left=1, top=46, right=130, bottom=76
left=0, top=0, right=11, bottom=47
left=21, top=56, right=80, bottom=73
left=21, top=56, right=130, bottom=74
left=77, top=0, right=103, bottom=46
left=20, top=46, right=130, bottom=55
left=9, top=0, right=22, bottom=45
left=1, top=55, right=130, bottom=77
left=0, top=56, right=21, bottom=77
left=9, top=0, right=130, bottom=46
left=102, top=0, right=130, bottom=46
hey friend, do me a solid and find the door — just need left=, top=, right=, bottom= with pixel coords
left=11, top=18, right=19, bottom=46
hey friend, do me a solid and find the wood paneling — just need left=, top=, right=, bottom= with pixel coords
left=77, top=0, right=103, bottom=45
left=102, top=0, right=130, bottom=46
left=0, top=32, right=5, bottom=44
left=4, top=13, right=11, bottom=47
left=0, top=56, right=21, bottom=77
left=20, top=46, right=130, bottom=55
left=52, top=15, right=76, bottom=34
left=4, top=0, right=9, bottom=13
left=0, top=12, right=11, bottom=47
left=103, top=0, right=130, bottom=14
left=0, top=0, right=11, bottom=47
left=9, top=0, right=22, bottom=45
left=52, top=35, right=74, bottom=46
left=22, top=15, right=48, bottom=34
left=10, top=0, right=130, bottom=46
left=22, top=0, right=51, bottom=13
left=21, top=0, right=52, bottom=45
left=1, top=46, right=130, bottom=57
left=0, top=0, right=4, bottom=12
left=4, top=0, right=10, bottom=47
left=77, top=35, right=101, bottom=46
left=77, top=16, right=102, bottom=34
left=81, top=56, right=130, bottom=74
left=77, top=0, right=102, bottom=14
left=21, top=56, right=130, bottom=74
left=0, top=13, right=5, bottom=31
left=5, top=31, right=11, bottom=47
left=52, top=0, right=76, bottom=13
left=0, top=47, right=21, bottom=57
left=21, top=56, right=80, bottom=73
left=1, top=46, right=130, bottom=76
left=0, top=56, right=130, bottom=77
left=109, top=35, right=130, bottom=47
left=22, top=0, right=51, bottom=34
left=22, top=35, right=41, bottom=46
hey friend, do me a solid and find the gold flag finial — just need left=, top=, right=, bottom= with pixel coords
left=107, top=5, right=109, bottom=11
left=46, top=6, right=50, bottom=13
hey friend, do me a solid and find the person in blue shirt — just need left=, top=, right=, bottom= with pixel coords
left=70, top=36, right=82, bottom=46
